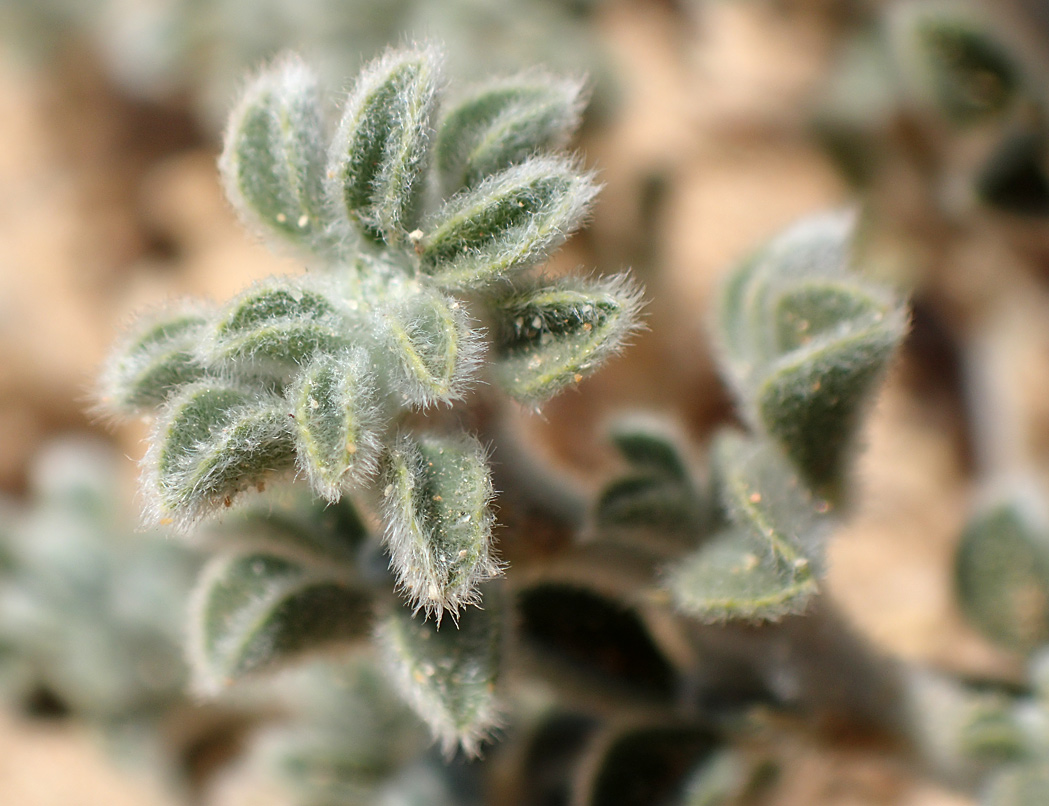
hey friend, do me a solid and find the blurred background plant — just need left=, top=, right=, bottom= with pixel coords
left=5, top=0, right=1049, bottom=804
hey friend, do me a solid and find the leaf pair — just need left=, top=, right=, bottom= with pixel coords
left=715, top=210, right=906, bottom=499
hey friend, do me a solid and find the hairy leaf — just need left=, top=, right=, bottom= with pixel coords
left=145, top=383, right=296, bottom=528
left=99, top=303, right=211, bottom=415
left=377, top=593, right=503, bottom=758
left=219, top=55, right=331, bottom=249
left=491, top=274, right=643, bottom=403
left=380, top=289, right=482, bottom=406
left=436, top=76, right=585, bottom=194
left=328, top=46, right=442, bottom=244
left=666, top=527, right=818, bottom=622
left=595, top=474, right=702, bottom=535
left=206, top=278, right=355, bottom=377
left=190, top=551, right=371, bottom=692
left=714, top=430, right=831, bottom=572
left=667, top=430, right=831, bottom=621
left=608, top=417, right=692, bottom=481
left=715, top=211, right=906, bottom=498
left=419, top=156, right=599, bottom=289
left=382, top=434, right=499, bottom=620
left=291, top=350, right=381, bottom=502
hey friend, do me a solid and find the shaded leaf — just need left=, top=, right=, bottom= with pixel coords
left=576, top=724, right=718, bottom=806
left=608, top=417, right=692, bottom=482
left=896, top=4, right=1022, bottom=124
left=190, top=551, right=371, bottom=692
left=382, top=434, right=499, bottom=620
left=419, top=156, right=598, bottom=290
left=517, top=583, right=676, bottom=699
left=594, top=473, right=703, bottom=535
left=490, top=274, right=643, bottom=403
left=976, top=128, right=1049, bottom=216
left=377, top=592, right=503, bottom=758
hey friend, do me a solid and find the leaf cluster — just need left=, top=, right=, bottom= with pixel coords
left=98, top=44, right=640, bottom=759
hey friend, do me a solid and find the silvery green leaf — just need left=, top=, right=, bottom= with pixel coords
left=377, top=592, right=503, bottom=758
left=666, top=430, right=831, bottom=622
left=435, top=75, right=585, bottom=194
left=714, top=210, right=906, bottom=498
left=713, top=430, right=831, bottom=573
left=490, top=274, right=643, bottom=403
left=418, top=156, right=599, bottom=290
left=219, top=54, right=332, bottom=250
left=205, top=277, right=356, bottom=378
left=379, top=289, right=483, bottom=406
left=98, top=302, right=211, bottom=416
left=666, top=527, right=819, bottom=622
left=145, top=383, right=296, bottom=529
left=291, top=350, right=382, bottom=502
left=955, top=492, right=1049, bottom=654
left=382, top=433, right=499, bottom=620
left=190, top=551, right=371, bottom=693
left=327, top=46, right=442, bottom=244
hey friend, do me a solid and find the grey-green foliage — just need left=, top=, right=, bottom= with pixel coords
left=377, top=591, right=503, bottom=758
left=0, top=438, right=197, bottom=723
left=664, top=430, right=831, bottom=622
left=594, top=416, right=705, bottom=536
left=585, top=212, right=904, bottom=624
left=714, top=210, right=906, bottom=501
left=99, top=45, right=638, bottom=757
